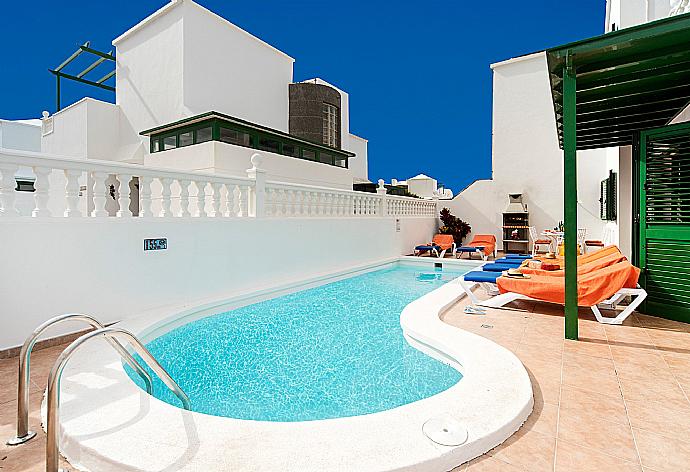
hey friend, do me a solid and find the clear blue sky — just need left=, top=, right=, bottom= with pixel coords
left=0, top=0, right=604, bottom=192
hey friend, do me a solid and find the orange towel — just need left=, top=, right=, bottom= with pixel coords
left=467, top=234, right=496, bottom=256
left=497, top=260, right=640, bottom=307
left=531, top=245, right=621, bottom=266
left=521, top=252, right=627, bottom=277
left=431, top=234, right=455, bottom=251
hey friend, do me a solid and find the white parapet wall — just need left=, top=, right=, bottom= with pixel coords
left=0, top=148, right=439, bottom=350
left=447, top=52, right=616, bottom=250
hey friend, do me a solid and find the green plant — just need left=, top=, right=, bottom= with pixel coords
left=438, top=208, right=471, bottom=245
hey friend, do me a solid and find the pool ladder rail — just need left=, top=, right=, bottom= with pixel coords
left=5, top=313, right=191, bottom=472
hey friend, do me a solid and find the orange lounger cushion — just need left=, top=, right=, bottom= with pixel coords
left=496, top=260, right=640, bottom=307
left=431, top=234, right=455, bottom=251
left=534, top=245, right=621, bottom=265
left=467, top=234, right=496, bottom=256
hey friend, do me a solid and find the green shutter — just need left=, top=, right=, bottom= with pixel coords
left=639, top=123, right=690, bottom=322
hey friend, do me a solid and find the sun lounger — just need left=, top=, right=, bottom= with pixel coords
left=414, top=234, right=456, bottom=258
left=460, top=260, right=646, bottom=325
left=456, top=235, right=497, bottom=260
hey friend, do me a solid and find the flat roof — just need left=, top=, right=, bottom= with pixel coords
left=547, top=12, right=690, bottom=150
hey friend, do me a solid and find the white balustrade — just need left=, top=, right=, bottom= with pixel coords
left=0, top=149, right=437, bottom=221
left=0, top=164, right=20, bottom=217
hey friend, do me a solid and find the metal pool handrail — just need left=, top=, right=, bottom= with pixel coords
left=46, top=327, right=191, bottom=472
left=6, top=313, right=153, bottom=446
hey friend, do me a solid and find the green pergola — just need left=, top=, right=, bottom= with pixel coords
left=545, top=13, right=690, bottom=339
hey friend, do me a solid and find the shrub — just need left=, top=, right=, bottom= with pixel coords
left=438, top=208, right=471, bottom=245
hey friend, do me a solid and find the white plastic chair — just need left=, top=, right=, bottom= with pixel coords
left=528, top=226, right=551, bottom=256
left=585, top=226, right=615, bottom=253
left=577, top=228, right=587, bottom=253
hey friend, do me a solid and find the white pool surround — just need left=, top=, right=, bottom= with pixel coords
left=43, top=256, right=533, bottom=471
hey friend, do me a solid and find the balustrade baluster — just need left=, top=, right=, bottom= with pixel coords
left=116, top=174, right=132, bottom=218
left=178, top=179, right=191, bottom=217
left=210, top=182, right=222, bottom=217
left=159, top=178, right=173, bottom=217
left=31, top=167, right=52, bottom=217
left=90, top=172, right=109, bottom=217
left=63, top=170, right=82, bottom=217
left=138, top=176, right=152, bottom=218
left=196, top=181, right=207, bottom=217
left=238, top=185, right=249, bottom=217
left=0, top=164, right=20, bottom=217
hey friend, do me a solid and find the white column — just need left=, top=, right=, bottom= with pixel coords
left=178, top=179, right=191, bottom=217
left=90, top=172, right=109, bottom=217
left=0, top=164, right=20, bottom=217
left=210, top=182, right=222, bottom=217
left=159, top=178, right=172, bottom=217
left=63, top=169, right=82, bottom=217
left=117, top=174, right=133, bottom=218
left=138, top=176, right=153, bottom=218
left=32, top=167, right=52, bottom=217
left=246, top=153, right=266, bottom=218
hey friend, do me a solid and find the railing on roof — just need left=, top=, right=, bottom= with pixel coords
left=0, top=149, right=438, bottom=219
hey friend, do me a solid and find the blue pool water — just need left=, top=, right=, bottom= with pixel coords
left=126, top=264, right=467, bottom=421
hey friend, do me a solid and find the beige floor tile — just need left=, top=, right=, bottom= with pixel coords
left=604, top=324, right=652, bottom=344
left=625, top=398, right=690, bottom=439
left=558, top=405, right=638, bottom=462
left=633, top=428, right=690, bottom=472
left=559, top=385, right=628, bottom=423
left=662, top=352, right=690, bottom=385
left=521, top=400, right=558, bottom=437
left=562, top=352, right=620, bottom=395
left=555, top=440, right=642, bottom=472
left=618, top=376, right=688, bottom=403
left=531, top=374, right=561, bottom=406
left=466, top=455, right=526, bottom=471
left=564, top=338, right=612, bottom=360
left=490, top=428, right=556, bottom=472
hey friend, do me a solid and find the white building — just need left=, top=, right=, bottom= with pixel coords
left=40, top=0, right=368, bottom=191
left=447, top=0, right=686, bottom=257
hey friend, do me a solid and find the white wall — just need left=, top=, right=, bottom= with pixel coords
left=408, top=176, right=438, bottom=199
left=348, top=134, right=369, bottom=181
left=114, top=2, right=185, bottom=152
left=183, top=1, right=294, bottom=132
left=0, top=120, right=41, bottom=152
left=144, top=141, right=354, bottom=189
left=0, top=216, right=437, bottom=350
left=448, top=53, right=612, bottom=250
left=607, top=0, right=671, bottom=31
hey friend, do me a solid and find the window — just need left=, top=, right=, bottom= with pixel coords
left=196, top=127, right=212, bottom=143
left=179, top=131, right=193, bottom=147
left=258, top=136, right=280, bottom=153
left=319, top=152, right=334, bottom=165
left=152, top=138, right=161, bottom=153
left=302, top=149, right=316, bottom=160
left=334, top=156, right=347, bottom=168
left=15, top=179, right=35, bottom=192
left=220, top=127, right=252, bottom=147
left=322, top=103, right=338, bottom=147
left=163, top=135, right=176, bottom=150
left=282, top=143, right=299, bottom=157
left=600, top=170, right=617, bottom=221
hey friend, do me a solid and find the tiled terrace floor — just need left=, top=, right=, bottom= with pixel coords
left=445, top=290, right=690, bottom=472
left=1, top=296, right=690, bottom=471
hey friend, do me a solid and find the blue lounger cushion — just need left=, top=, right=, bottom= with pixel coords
left=463, top=271, right=500, bottom=283
left=505, top=254, right=531, bottom=259
left=456, top=246, right=484, bottom=252
left=415, top=244, right=441, bottom=251
left=482, top=263, right=518, bottom=272
left=494, top=258, right=526, bottom=264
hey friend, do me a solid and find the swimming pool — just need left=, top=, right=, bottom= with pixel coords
left=127, top=263, right=466, bottom=420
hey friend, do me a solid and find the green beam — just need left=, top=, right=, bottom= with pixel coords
left=563, top=53, right=578, bottom=341
left=79, top=45, right=116, bottom=62
left=49, top=69, right=116, bottom=92
left=97, top=70, right=116, bottom=84
left=54, top=42, right=89, bottom=72
left=77, top=51, right=112, bottom=78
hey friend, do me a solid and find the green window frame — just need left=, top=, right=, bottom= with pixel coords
left=147, top=116, right=351, bottom=168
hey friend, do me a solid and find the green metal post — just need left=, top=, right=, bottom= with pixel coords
left=563, top=52, right=579, bottom=340
left=56, top=75, right=61, bottom=112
